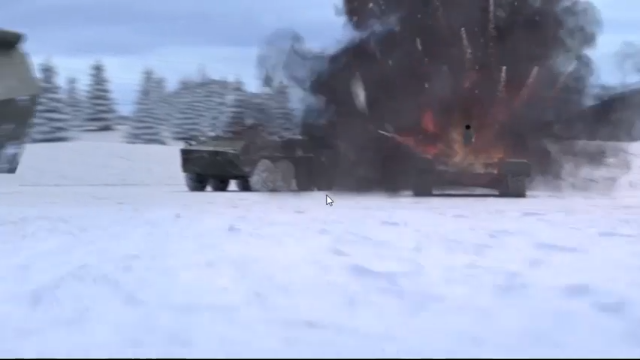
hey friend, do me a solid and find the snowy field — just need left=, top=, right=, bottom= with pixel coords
left=1, top=134, right=640, bottom=357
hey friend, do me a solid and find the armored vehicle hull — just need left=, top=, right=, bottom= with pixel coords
left=0, top=29, right=39, bottom=173
left=180, top=136, right=332, bottom=192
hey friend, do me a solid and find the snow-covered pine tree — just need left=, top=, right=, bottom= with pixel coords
left=195, top=78, right=231, bottom=137
left=29, top=60, right=72, bottom=143
left=191, top=80, right=212, bottom=136
left=202, top=80, right=226, bottom=136
left=214, top=79, right=234, bottom=134
left=271, top=82, right=297, bottom=138
left=223, top=79, right=248, bottom=136
left=65, top=77, right=84, bottom=134
left=225, top=99, right=248, bottom=137
left=125, top=69, right=165, bottom=145
left=167, top=80, right=186, bottom=141
left=173, top=80, right=204, bottom=141
left=243, top=91, right=272, bottom=137
left=85, top=61, right=117, bottom=131
left=151, top=75, right=170, bottom=139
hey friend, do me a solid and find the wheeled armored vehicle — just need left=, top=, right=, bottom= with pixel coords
left=180, top=131, right=333, bottom=192
left=0, top=29, right=39, bottom=173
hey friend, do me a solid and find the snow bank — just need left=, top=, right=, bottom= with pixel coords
left=17, top=141, right=183, bottom=186
left=0, top=174, right=19, bottom=188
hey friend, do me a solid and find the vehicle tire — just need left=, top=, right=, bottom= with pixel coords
left=185, top=173, right=208, bottom=192
left=294, top=161, right=314, bottom=191
left=236, top=178, right=252, bottom=191
left=498, top=175, right=527, bottom=198
left=209, top=178, right=230, bottom=191
left=274, top=160, right=295, bottom=191
left=249, top=159, right=278, bottom=192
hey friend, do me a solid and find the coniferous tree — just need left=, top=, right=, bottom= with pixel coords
left=65, top=76, right=84, bottom=134
left=151, top=75, right=170, bottom=139
left=223, top=79, right=248, bottom=136
left=30, top=60, right=72, bottom=143
left=85, top=61, right=117, bottom=131
left=125, top=69, right=165, bottom=144
left=169, top=80, right=189, bottom=141
left=192, top=80, right=212, bottom=136
left=212, top=79, right=233, bottom=135
left=174, top=80, right=203, bottom=141
left=271, top=82, right=297, bottom=138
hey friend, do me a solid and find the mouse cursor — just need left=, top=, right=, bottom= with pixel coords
left=326, top=194, right=334, bottom=206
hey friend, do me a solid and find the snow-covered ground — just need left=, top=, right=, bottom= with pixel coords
left=1, top=133, right=640, bottom=357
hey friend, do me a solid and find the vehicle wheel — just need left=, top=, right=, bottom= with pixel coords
left=185, top=173, right=208, bottom=192
left=249, top=159, right=278, bottom=192
left=236, top=178, right=252, bottom=191
left=274, top=160, right=295, bottom=191
left=209, top=178, right=230, bottom=191
left=499, top=175, right=527, bottom=197
left=294, top=161, right=314, bottom=191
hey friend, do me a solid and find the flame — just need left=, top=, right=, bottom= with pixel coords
left=378, top=8, right=571, bottom=172
left=392, top=100, right=507, bottom=172
left=421, top=110, right=436, bottom=132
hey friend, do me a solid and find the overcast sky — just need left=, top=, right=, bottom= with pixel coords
left=0, top=0, right=637, bottom=113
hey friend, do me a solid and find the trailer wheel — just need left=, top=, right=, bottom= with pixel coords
left=499, top=176, right=527, bottom=198
left=236, top=178, right=251, bottom=191
left=210, top=178, right=230, bottom=191
left=185, top=173, right=208, bottom=192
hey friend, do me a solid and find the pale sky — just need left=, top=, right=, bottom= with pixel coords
left=0, top=0, right=637, bottom=113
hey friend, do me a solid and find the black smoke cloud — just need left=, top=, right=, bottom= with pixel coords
left=260, top=0, right=633, bottom=191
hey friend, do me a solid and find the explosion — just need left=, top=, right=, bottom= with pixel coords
left=265, top=0, right=631, bottom=191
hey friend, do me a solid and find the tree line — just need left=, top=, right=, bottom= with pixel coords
left=28, top=60, right=297, bottom=145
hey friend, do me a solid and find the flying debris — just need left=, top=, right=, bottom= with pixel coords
left=269, top=0, right=632, bottom=191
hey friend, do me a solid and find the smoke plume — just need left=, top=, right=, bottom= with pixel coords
left=260, top=0, right=633, bottom=191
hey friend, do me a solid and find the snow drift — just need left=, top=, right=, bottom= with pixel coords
left=17, top=141, right=183, bottom=186
left=1, top=140, right=640, bottom=357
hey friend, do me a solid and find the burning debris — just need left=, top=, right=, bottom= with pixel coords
left=269, top=0, right=632, bottom=191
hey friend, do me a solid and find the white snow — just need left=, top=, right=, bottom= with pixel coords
left=1, top=137, right=640, bottom=357
left=16, top=141, right=183, bottom=186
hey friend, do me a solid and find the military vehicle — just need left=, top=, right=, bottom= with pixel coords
left=0, top=29, right=39, bottom=174
left=411, top=156, right=531, bottom=197
left=380, top=126, right=532, bottom=197
left=180, top=128, right=332, bottom=192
